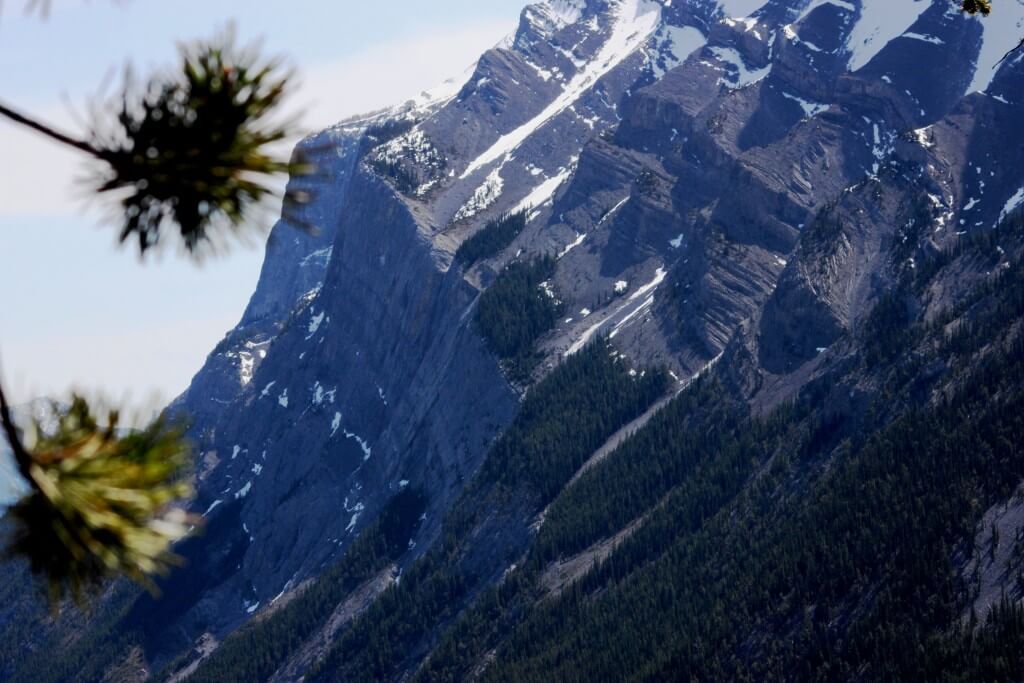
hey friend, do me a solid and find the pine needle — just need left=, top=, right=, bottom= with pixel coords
left=2, top=396, right=195, bottom=604
left=87, top=30, right=312, bottom=255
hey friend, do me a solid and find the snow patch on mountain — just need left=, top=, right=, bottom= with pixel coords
left=376, top=128, right=446, bottom=170
left=651, top=24, right=707, bottom=78
left=902, top=32, right=944, bottom=45
left=999, top=187, right=1024, bottom=225
left=709, top=46, right=771, bottom=88
left=913, top=126, right=934, bottom=148
left=307, top=310, right=327, bottom=339
left=609, top=294, right=654, bottom=338
left=513, top=158, right=578, bottom=218
left=454, top=166, right=505, bottom=222
left=846, top=0, right=931, bottom=72
left=783, top=23, right=827, bottom=53
left=558, top=232, right=588, bottom=258
left=546, top=0, right=587, bottom=26
left=566, top=267, right=667, bottom=356
left=343, top=431, right=373, bottom=460
left=462, top=0, right=663, bottom=179
left=202, top=499, right=223, bottom=517
left=523, top=0, right=588, bottom=41
left=781, top=90, right=829, bottom=118
left=627, top=266, right=668, bottom=302
left=238, top=352, right=255, bottom=386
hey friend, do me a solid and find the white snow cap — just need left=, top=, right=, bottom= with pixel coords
left=544, top=0, right=587, bottom=26
left=463, top=0, right=663, bottom=179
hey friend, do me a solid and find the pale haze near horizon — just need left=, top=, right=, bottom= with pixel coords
left=0, top=0, right=524, bottom=409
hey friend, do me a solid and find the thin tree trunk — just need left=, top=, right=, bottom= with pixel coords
left=0, top=100, right=98, bottom=156
left=0, top=378, right=37, bottom=488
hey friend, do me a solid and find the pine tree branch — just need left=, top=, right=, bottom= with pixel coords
left=0, top=377, right=37, bottom=488
left=0, top=100, right=99, bottom=156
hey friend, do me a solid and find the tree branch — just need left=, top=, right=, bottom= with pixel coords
left=0, top=378, right=37, bottom=488
left=0, top=100, right=99, bottom=157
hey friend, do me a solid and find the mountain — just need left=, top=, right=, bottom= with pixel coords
left=4, top=0, right=1024, bottom=680
left=0, top=443, right=19, bottom=509
left=0, top=401, right=54, bottom=509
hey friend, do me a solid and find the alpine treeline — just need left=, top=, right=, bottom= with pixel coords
left=197, top=212, right=1024, bottom=681
left=455, top=210, right=529, bottom=267
left=306, top=340, right=668, bottom=682
left=475, top=256, right=564, bottom=382
left=176, top=487, right=426, bottom=683
left=179, top=339, right=667, bottom=682
left=416, top=212, right=1024, bottom=682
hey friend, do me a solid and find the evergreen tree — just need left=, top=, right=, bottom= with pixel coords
left=1, top=6, right=303, bottom=600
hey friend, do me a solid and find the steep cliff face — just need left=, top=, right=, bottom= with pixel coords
left=6, top=0, right=1024, bottom=680
left=141, top=114, right=521, bottom=666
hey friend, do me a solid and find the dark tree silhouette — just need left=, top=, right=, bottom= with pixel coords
left=0, top=10, right=307, bottom=602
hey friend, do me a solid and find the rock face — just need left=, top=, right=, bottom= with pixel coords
left=5, top=0, right=1024, bottom=680
left=156, top=123, right=520, bottom=659
left=0, top=436, right=21, bottom=509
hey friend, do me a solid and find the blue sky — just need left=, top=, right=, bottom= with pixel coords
left=0, top=0, right=525, bottom=408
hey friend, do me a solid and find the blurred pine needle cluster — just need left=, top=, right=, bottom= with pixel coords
left=0, top=21, right=315, bottom=602
left=89, top=34, right=308, bottom=254
left=961, top=0, right=993, bottom=15
left=1, top=395, right=193, bottom=603
left=0, top=29, right=312, bottom=256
